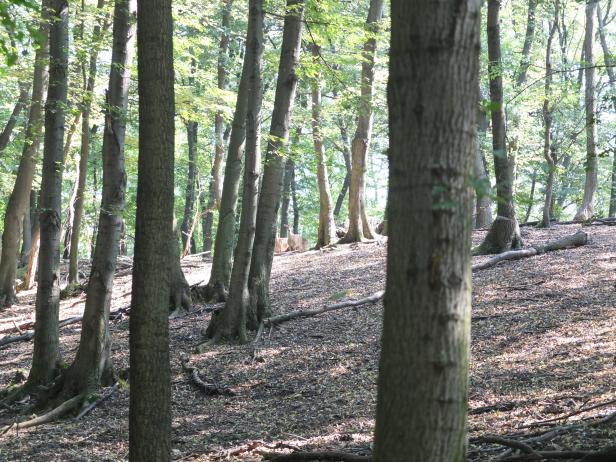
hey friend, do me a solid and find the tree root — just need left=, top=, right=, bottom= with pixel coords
left=73, top=382, right=118, bottom=420
left=0, top=394, right=82, bottom=435
left=258, top=450, right=371, bottom=461
left=179, top=352, right=234, bottom=396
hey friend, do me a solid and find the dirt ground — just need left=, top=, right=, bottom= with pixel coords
left=0, top=224, right=615, bottom=461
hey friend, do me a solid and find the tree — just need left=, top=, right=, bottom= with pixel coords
left=129, top=0, right=174, bottom=458
left=513, top=0, right=538, bottom=87
left=339, top=0, right=383, bottom=243
left=205, top=0, right=264, bottom=342
left=373, top=0, right=479, bottom=458
left=474, top=89, right=492, bottom=229
left=0, top=82, right=30, bottom=153
left=574, top=0, right=599, bottom=221
left=474, top=0, right=522, bottom=255
left=0, top=0, right=49, bottom=307
left=247, top=0, right=304, bottom=325
left=27, top=0, right=68, bottom=389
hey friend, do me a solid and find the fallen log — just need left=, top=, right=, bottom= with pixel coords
left=472, top=230, right=588, bottom=272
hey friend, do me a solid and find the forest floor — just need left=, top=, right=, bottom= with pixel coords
left=0, top=224, right=615, bottom=461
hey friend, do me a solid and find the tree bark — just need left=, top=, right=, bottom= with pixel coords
left=574, top=0, right=599, bottom=221
left=247, top=0, right=304, bottom=326
left=514, top=0, right=538, bottom=87
left=279, top=156, right=293, bottom=238
left=291, top=163, right=299, bottom=234
left=54, top=0, right=136, bottom=405
left=339, top=0, right=383, bottom=244
left=475, top=0, right=522, bottom=255
left=333, top=119, right=352, bottom=221
left=373, top=0, right=478, bottom=458
left=129, top=0, right=174, bottom=458
left=310, top=44, right=336, bottom=248
left=474, top=90, right=492, bottom=229
left=181, top=119, right=198, bottom=255
left=0, top=0, right=49, bottom=307
left=202, top=0, right=233, bottom=253
left=524, top=168, right=537, bottom=223
left=27, top=0, right=68, bottom=389
left=206, top=0, right=264, bottom=342
left=0, top=83, right=30, bottom=153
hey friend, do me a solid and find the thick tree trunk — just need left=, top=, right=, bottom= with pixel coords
left=333, top=119, right=352, bottom=221
left=53, top=0, right=135, bottom=405
left=27, top=0, right=68, bottom=389
left=574, top=0, right=598, bottom=221
left=373, top=0, right=478, bottom=458
left=201, top=1, right=255, bottom=303
left=310, top=44, right=336, bottom=248
left=202, top=0, right=233, bottom=253
left=129, top=0, right=174, bottom=458
left=339, top=0, right=383, bottom=244
left=475, top=0, right=522, bottom=255
left=206, top=0, right=264, bottom=343
left=0, top=83, right=30, bottom=153
left=0, top=0, right=49, bottom=307
left=247, top=0, right=303, bottom=326
left=514, top=0, right=537, bottom=87
left=180, top=120, right=198, bottom=255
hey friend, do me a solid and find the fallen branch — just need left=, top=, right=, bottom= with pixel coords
left=258, top=451, right=371, bottom=461
left=264, top=290, right=384, bottom=326
left=472, top=230, right=588, bottom=272
left=475, top=435, right=539, bottom=456
left=179, top=352, right=234, bottom=397
left=520, top=398, right=616, bottom=428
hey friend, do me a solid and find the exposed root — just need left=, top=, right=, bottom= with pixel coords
left=0, top=394, right=82, bottom=435
left=74, top=383, right=118, bottom=421
left=179, top=352, right=234, bottom=396
left=258, top=450, right=371, bottom=461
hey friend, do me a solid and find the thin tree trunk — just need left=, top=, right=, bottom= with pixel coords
left=610, top=151, right=616, bottom=218
left=0, top=83, right=30, bottom=153
left=0, top=0, right=49, bottom=307
left=597, top=4, right=615, bottom=84
left=474, top=89, right=492, bottom=229
left=310, top=44, right=336, bottom=248
left=574, top=0, right=598, bottom=221
left=247, top=0, right=304, bottom=326
left=27, top=0, right=68, bottom=389
left=514, top=0, right=538, bottom=87
left=524, top=168, right=537, bottom=223
left=129, top=0, right=174, bottom=458
left=24, top=217, right=40, bottom=290
left=202, top=0, right=233, bottom=253
left=52, top=0, right=136, bottom=405
left=333, top=119, right=352, bottom=221
left=340, top=0, right=383, bottom=243
left=279, top=155, right=293, bottom=237
left=181, top=119, right=198, bottom=255
left=206, top=0, right=264, bottom=342
left=373, top=0, right=478, bottom=458
left=475, top=0, right=522, bottom=255
left=291, top=162, right=299, bottom=234
left=20, top=193, right=32, bottom=267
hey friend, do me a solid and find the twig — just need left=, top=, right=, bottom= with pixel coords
left=73, top=383, right=119, bottom=421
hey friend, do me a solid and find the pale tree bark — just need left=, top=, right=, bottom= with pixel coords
left=247, top=0, right=304, bottom=326
left=373, top=0, right=479, bottom=458
left=0, top=82, right=30, bottom=153
left=203, top=0, right=233, bottom=252
left=310, top=44, right=336, bottom=248
left=68, top=0, right=108, bottom=285
left=26, top=0, right=68, bottom=389
left=339, top=0, right=383, bottom=243
left=475, top=0, right=522, bottom=255
left=205, top=0, right=264, bottom=343
left=0, top=0, right=49, bottom=307
left=51, top=0, right=136, bottom=405
left=129, top=0, right=174, bottom=458
left=574, top=0, right=599, bottom=221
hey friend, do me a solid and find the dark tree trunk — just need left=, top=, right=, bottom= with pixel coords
left=475, top=0, right=522, bottom=255
left=181, top=120, right=198, bottom=255
left=514, top=0, right=537, bottom=87
left=0, top=0, right=49, bottom=307
left=373, top=0, right=478, bottom=458
left=206, top=0, right=264, bottom=342
left=333, top=119, right=352, bottom=221
left=279, top=156, right=293, bottom=238
left=574, top=0, right=598, bottom=221
left=610, top=152, right=616, bottom=218
left=27, top=0, right=68, bottom=389
left=52, top=0, right=135, bottom=406
left=129, top=0, right=174, bottom=458
left=0, top=83, right=30, bottom=153
left=474, top=90, right=492, bottom=229
left=340, top=0, right=383, bottom=243
left=247, top=0, right=304, bottom=325
left=20, top=194, right=32, bottom=267
left=202, top=0, right=233, bottom=252
left=291, top=162, right=299, bottom=234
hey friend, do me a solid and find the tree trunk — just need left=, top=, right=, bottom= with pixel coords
left=52, top=0, right=135, bottom=405
left=0, top=0, right=49, bottom=307
left=291, top=162, right=299, bottom=234
left=574, top=0, right=598, bottom=221
left=247, top=0, right=303, bottom=326
left=129, top=0, right=174, bottom=458
left=202, top=0, right=233, bottom=253
left=206, top=0, right=264, bottom=343
left=20, top=193, right=32, bottom=267
left=67, top=0, right=107, bottom=285
left=279, top=156, right=293, bottom=238
left=474, top=92, right=492, bottom=229
left=310, top=44, right=336, bottom=248
left=0, top=82, right=30, bottom=153
left=23, top=217, right=40, bottom=291
left=333, top=119, right=352, bottom=221
left=514, top=0, right=537, bottom=87
left=201, top=0, right=256, bottom=303
left=339, top=0, right=383, bottom=244
left=524, top=168, right=537, bottom=223
left=27, top=0, right=68, bottom=389
left=373, top=0, right=478, bottom=458
left=475, top=0, right=522, bottom=255
left=610, top=151, right=616, bottom=218
left=180, top=120, right=197, bottom=255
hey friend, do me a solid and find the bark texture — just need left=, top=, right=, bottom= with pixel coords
left=129, top=0, right=174, bottom=459
left=27, top=0, right=68, bottom=388
left=373, top=0, right=479, bottom=459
